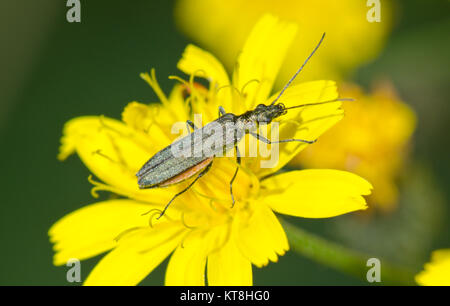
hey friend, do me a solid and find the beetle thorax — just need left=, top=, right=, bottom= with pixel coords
left=236, top=103, right=286, bottom=128
left=235, top=117, right=258, bottom=133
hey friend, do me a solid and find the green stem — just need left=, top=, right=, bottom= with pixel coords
left=281, top=219, right=416, bottom=285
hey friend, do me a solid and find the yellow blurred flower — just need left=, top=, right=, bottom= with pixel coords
left=416, top=249, right=450, bottom=286
left=175, top=0, right=392, bottom=86
left=50, top=15, right=372, bottom=286
left=291, top=83, right=416, bottom=212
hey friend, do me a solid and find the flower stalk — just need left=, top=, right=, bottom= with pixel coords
left=282, top=219, right=416, bottom=285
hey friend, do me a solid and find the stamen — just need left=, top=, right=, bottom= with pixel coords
left=143, top=106, right=161, bottom=134
left=190, top=187, right=229, bottom=206
left=169, top=74, right=209, bottom=116
left=99, top=115, right=153, bottom=155
left=108, top=135, right=129, bottom=169
left=208, top=199, right=218, bottom=211
left=141, top=207, right=162, bottom=216
left=139, top=229, right=186, bottom=254
left=140, top=68, right=170, bottom=107
left=114, top=226, right=144, bottom=242
left=92, top=149, right=119, bottom=164
left=216, top=84, right=241, bottom=97
left=179, top=228, right=201, bottom=249
left=98, top=115, right=128, bottom=137
left=91, top=140, right=133, bottom=176
left=168, top=75, right=189, bottom=87
left=240, top=79, right=260, bottom=97
left=181, top=212, right=197, bottom=229
left=87, top=175, right=126, bottom=198
left=190, top=69, right=208, bottom=82
left=141, top=208, right=174, bottom=228
left=181, top=70, right=209, bottom=115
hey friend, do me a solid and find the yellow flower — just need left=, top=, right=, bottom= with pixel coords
left=416, top=249, right=450, bottom=286
left=291, top=83, right=415, bottom=212
left=50, top=15, right=372, bottom=286
left=174, top=0, right=392, bottom=86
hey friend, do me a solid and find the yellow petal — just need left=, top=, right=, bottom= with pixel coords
left=166, top=83, right=191, bottom=122
left=177, top=44, right=232, bottom=111
left=416, top=249, right=450, bottom=286
left=165, top=232, right=208, bottom=286
left=263, top=169, right=372, bottom=218
left=207, top=237, right=252, bottom=286
left=233, top=203, right=288, bottom=268
left=84, top=222, right=185, bottom=286
left=291, top=82, right=417, bottom=212
left=245, top=80, right=342, bottom=178
left=49, top=200, right=155, bottom=266
left=430, top=249, right=450, bottom=262
left=122, top=102, right=162, bottom=134
left=58, top=116, right=172, bottom=203
left=194, top=156, right=258, bottom=207
left=122, top=101, right=185, bottom=141
left=233, top=14, right=297, bottom=113
left=174, top=0, right=393, bottom=85
left=178, top=44, right=230, bottom=87
left=139, top=69, right=189, bottom=122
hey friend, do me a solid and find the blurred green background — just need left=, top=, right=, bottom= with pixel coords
left=0, top=0, right=448, bottom=285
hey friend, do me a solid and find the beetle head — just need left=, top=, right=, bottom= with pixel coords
left=253, top=103, right=287, bottom=124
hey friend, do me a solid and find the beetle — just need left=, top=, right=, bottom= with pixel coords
left=136, top=33, right=349, bottom=218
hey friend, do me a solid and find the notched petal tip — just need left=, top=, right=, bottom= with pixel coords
left=57, top=117, right=88, bottom=161
left=233, top=203, right=289, bottom=268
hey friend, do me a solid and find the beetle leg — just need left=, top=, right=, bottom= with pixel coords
left=157, top=161, right=213, bottom=219
left=218, top=106, right=226, bottom=118
left=186, top=120, right=198, bottom=134
left=249, top=131, right=316, bottom=144
left=229, top=145, right=241, bottom=208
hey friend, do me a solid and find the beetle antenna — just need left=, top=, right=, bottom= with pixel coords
left=270, top=32, right=326, bottom=106
left=284, top=98, right=354, bottom=110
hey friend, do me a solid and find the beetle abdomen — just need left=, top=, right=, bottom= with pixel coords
left=159, top=157, right=213, bottom=187
left=137, top=155, right=207, bottom=189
